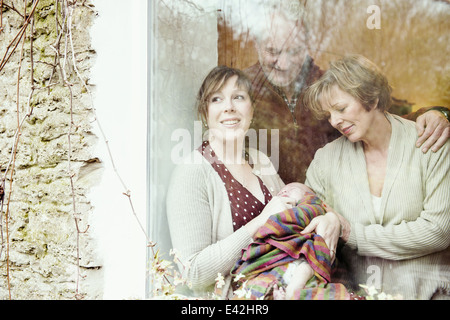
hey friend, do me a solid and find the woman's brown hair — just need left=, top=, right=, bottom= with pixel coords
left=196, top=66, right=255, bottom=126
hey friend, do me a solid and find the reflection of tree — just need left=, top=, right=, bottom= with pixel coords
left=303, top=0, right=350, bottom=61
left=379, top=0, right=449, bottom=107
left=162, top=0, right=447, bottom=109
left=305, top=0, right=449, bottom=108
left=217, top=0, right=448, bottom=108
left=217, top=1, right=255, bottom=68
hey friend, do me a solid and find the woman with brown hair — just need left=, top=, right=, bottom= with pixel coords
left=166, top=66, right=289, bottom=298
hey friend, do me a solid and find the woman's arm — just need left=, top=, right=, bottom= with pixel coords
left=166, top=162, right=252, bottom=291
left=306, top=142, right=450, bottom=261
left=346, top=143, right=450, bottom=260
left=303, top=155, right=341, bottom=259
left=167, top=148, right=287, bottom=291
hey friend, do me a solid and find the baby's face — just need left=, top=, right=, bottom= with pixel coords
left=278, top=183, right=312, bottom=201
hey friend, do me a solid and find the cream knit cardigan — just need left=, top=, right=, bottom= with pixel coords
left=306, top=113, right=450, bottom=299
left=167, top=147, right=285, bottom=298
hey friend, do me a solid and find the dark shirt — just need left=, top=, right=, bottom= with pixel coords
left=199, top=141, right=273, bottom=231
left=245, top=57, right=340, bottom=184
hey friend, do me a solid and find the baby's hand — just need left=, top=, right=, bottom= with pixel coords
left=281, top=196, right=297, bottom=208
left=263, top=196, right=292, bottom=214
left=246, top=196, right=294, bottom=237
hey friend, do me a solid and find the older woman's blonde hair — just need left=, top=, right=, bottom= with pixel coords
left=196, top=66, right=255, bottom=126
left=303, top=54, right=392, bottom=119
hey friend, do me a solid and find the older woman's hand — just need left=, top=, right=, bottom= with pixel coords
left=415, top=110, right=450, bottom=153
left=301, top=211, right=341, bottom=262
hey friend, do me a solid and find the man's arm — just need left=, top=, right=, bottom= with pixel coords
left=403, top=106, right=450, bottom=153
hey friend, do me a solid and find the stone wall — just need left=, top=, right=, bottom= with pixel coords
left=0, top=0, right=101, bottom=299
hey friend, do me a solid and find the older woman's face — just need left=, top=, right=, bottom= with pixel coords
left=324, top=86, right=377, bottom=143
left=206, top=75, right=253, bottom=144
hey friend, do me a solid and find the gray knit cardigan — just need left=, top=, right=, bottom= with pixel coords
left=167, top=147, right=285, bottom=298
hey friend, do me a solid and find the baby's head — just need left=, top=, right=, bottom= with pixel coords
left=277, top=183, right=313, bottom=202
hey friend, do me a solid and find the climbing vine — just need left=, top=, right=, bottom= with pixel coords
left=0, top=0, right=98, bottom=300
left=0, top=0, right=179, bottom=300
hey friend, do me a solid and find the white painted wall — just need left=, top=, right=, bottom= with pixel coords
left=90, top=0, right=148, bottom=299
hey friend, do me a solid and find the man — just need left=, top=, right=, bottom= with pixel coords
left=244, top=1, right=450, bottom=184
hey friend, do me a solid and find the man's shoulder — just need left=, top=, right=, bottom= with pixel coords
left=243, top=62, right=260, bottom=74
left=306, top=58, right=325, bottom=84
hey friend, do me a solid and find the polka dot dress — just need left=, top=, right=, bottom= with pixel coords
left=199, top=141, right=273, bottom=231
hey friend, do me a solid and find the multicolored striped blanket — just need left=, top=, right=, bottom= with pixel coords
left=231, top=193, right=350, bottom=300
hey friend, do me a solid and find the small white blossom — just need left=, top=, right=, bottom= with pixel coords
left=234, top=280, right=251, bottom=299
left=359, top=284, right=378, bottom=296
left=234, top=273, right=246, bottom=282
left=359, top=284, right=402, bottom=300
left=169, top=248, right=180, bottom=263
left=215, top=273, right=225, bottom=289
left=377, top=292, right=387, bottom=300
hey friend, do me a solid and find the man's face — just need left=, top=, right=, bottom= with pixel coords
left=255, top=18, right=308, bottom=88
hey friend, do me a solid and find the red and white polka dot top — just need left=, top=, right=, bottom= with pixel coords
left=199, top=141, right=273, bottom=231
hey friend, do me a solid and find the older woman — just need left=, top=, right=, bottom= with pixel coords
left=166, top=66, right=287, bottom=298
left=302, top=55, right=450, bottom=299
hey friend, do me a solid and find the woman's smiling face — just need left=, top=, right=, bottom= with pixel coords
left=206, top=75, right=253, bottom=143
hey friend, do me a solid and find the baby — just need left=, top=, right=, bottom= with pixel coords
left=277, top=182, right=315, bottom=207
left=232, top=182, right=335, bottom=300
left=274, top=183, right=317, bottom=299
